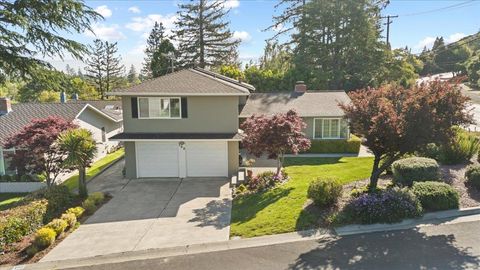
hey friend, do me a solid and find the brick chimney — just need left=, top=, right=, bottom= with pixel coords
left=0, top=97, right=12, bottom=115
left=294, top=81, right=307, bottom=93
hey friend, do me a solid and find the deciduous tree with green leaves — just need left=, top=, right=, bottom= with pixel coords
left=58, top=128, right=97, bottom=198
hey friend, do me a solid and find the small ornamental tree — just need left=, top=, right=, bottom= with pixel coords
left=241, top=110, right=311, bottom=175
left=58, top=128, right=97, bottom=198
left=4, top=116, right=77, bottom=186
left=340, top=80, right=472, bottom=190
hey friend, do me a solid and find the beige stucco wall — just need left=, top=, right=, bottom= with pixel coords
left=228, top=141, right=239, bottom=176
left=124, top=141, right=137, bottom=178
left=122, top=96, right=239, bottom=133
left=75, top=107, right=123, bottom=159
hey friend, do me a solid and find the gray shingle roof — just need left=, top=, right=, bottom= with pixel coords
left=239, top=91, right=350, bottom=118
left=107, top=68, right=254, bottom=96
left=0, top=101, right=122, bottom=144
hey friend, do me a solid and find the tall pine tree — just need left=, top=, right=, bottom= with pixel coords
left=85, top=39, right=124, bottom=100
left=141, top=22, right=166, bottom=78
left=127, top=64, right=138, bottom=84
left=174, top=0, right=240, bottom=68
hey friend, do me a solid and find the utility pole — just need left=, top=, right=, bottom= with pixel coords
left=380, top=15, right=398, bottom=47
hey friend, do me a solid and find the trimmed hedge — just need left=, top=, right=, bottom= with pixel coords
left=465, top=165, right=480, bottom=189
left=306, top=135, right=361, bottom=154
left=307, top=178, right=343, bottom=207
left=392, top=157, right=440, bottom=187
left=412, top=181, right=459, bottom=211
left=0, top=200, right=48, bottom=249
left=33, top=227, right=56, bottom=249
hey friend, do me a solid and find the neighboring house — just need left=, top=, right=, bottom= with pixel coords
left=0, top=98, right=123, bottom=176
left=107, top=68, right=254, bottom=178
left=239, top=82, right=351, bottom=140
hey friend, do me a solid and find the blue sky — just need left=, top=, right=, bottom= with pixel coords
left=49, top=0, right=480, bottom=73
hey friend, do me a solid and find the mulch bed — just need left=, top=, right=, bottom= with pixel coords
left=0, top=194, right=112, bottom=266
left=305, top=164, right=480, bottom=228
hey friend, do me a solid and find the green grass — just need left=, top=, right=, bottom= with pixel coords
left=230, top=157, right=374, bottom=238
left=0, top=193, right=28, bottom=211
left=62, top=148, right=124, bottom=191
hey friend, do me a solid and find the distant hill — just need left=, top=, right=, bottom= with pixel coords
left=456, top=32, right=480, bottom=52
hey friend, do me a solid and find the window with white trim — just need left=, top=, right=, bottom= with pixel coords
left=0, top=148, right=16, bottom=176
left=138, top=97, right=181, bottom=119
left=314, top=118, right=349, bottom=139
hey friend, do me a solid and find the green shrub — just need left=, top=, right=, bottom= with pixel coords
left=392, top=157, right=440, bottom=186
left=82, top=198, right=96, bottom=215
left=339, top=188, right=423, bottom=224
left=29, top=185, right=75, bottom=222
left=439, top=129, right=480, bottom=164
left=307, top=178, right=343, bottom=207
left=88, top=192, right=105, bottom=205
left=350, top=185, right=384, bottom=198
left=306, top=135, right=361, bottom=154
left=33, top=227, right=56, bottom=249
left=25, top=245, right=39, bottom=257
left=0, top=200, right=48, bottom=249
left=412, top=181, right=459, bottom=211
left=465, top=165, right=480, bottom=189
left=66, top=207, right=85, bottom=219
left=44, top=218, right=68, bottom=236
left=61, top=213, right=77, bottom=229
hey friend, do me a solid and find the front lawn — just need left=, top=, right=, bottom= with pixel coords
left=62, top=148, right=124, bottom=191
left=230, top=157, right=374, bottom=238
left=0, top=193, right=28, bottom=211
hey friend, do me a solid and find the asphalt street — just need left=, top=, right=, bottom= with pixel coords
left=62, top=218, right=480, bottom=270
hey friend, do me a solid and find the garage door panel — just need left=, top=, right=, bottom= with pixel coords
left=186, top=142, right=228, bottom=177
left=136, top=142, right=179, bottom=178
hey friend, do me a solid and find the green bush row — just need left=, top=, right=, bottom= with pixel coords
left=392, top=157, right=439, bottom=186
left=412, top=181, right=459, bottom=211
left=305, top=135, right=361, bottom=154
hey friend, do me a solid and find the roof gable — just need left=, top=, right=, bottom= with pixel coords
left=107, top=68, right=254, bottom=96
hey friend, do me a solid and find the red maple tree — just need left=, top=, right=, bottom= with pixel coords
left=340, top=80, right=473, bottom=189
left=4, top=116, right=77, bottom=186
left=241, top=109, right=311, bottom=175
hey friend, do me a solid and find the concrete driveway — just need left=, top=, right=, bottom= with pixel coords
left=42, top=160, right=232, bottom=262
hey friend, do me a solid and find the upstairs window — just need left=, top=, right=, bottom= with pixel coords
left=138, top=97, right=181, bottom=119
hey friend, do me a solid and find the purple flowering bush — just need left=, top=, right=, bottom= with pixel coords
left=339, top=187, right=423, bottom=224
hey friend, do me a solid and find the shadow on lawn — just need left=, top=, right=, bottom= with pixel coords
left=231, top=187, right=293, bottom=224
left=284, top=157, right=343, bottom=167
left=288, top=228, right=480, bottom=270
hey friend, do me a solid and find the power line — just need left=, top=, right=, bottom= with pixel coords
left=380, top=15, right=399, bottom=46
left=397, top=0, right=476, bottom=17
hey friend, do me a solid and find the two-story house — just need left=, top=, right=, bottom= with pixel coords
left=108, top=68, right=254, bottom=178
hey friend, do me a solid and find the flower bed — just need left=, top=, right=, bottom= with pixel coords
left=234, top=170, right=289, bottom=196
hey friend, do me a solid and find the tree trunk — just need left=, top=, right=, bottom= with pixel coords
left=369, top=155, right=382, bottom=191
left=276, top=153, right=284, bottom=177
left=78, top=167, right=88, bottom=198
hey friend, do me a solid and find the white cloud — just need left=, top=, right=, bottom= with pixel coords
left=95, top=5, right=112, bottom=18
left=223, top=0, right=240, bottom=9
left=125, top=14, right=177, bottom=36
left=233, top=30, right=251, bottom=43
left=85, top=24, right=126, bottom=41
left=128, top=6, right=141, bottom=14
left=415, top=36, right=436, bottom=50
left=446, top=32, right=466, bottom=44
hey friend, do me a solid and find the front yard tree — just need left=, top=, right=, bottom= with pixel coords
left=174, top=0, right=240, bottom=68
left=3, top=116, right=77, bottom=186
left=340, top=81, right=473, bottom=190
left=58, top=128, right=97, bottom=198
left=241, top=110, right=311, bottom=175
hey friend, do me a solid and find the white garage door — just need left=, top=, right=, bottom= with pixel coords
left=136, top=142, right=179, bottom=177
left=186, top=141, right=228, bottom=177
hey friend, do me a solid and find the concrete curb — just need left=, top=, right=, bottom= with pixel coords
left=335, top=206, right=480, bottom=236
left=7, top=229, right=333, bottom=270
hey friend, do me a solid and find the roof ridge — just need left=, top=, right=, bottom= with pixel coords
left=192, top=67, right=255, bottom=92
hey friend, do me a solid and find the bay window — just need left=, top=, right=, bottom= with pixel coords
left=314, top=118, right=349, bottom=139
